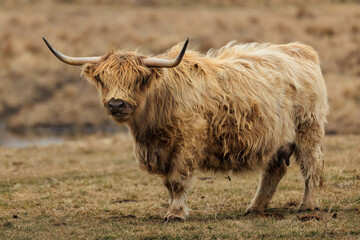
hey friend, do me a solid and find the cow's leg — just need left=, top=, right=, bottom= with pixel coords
left=162, top=173, right=193, bottom=222
left=245, top=155, right=287, bottom=215
left=295, top=121, right=325, bottom=211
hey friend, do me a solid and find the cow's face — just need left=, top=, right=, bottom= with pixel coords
left=81, top=53, right=153, bottom=123
left=42, top=38, right=188, bottom=124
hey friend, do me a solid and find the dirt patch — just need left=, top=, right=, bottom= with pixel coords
left=53, top=222, right=67, bottom=226
left=297, top=214, right=322, bottom=222
left=284, top=201, right=299, bottom=208
left=112, top=199, right=138, bottom=204
left=110, top=214, right=137, bottom=219
left=246, top=211, right=285, bottom=220
left=262, top=212, right=285, bottom=220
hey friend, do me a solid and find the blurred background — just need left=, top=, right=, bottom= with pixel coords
left=0, top=0, right=359, bottom=146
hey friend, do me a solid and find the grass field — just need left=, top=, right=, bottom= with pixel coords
left=0, top=1, right=359, bottom=239
left=0, top=133, right=359, bottom=239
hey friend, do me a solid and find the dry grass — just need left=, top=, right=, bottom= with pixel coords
left=0, top=2, right=359, bottom=239
left=0, top=2, right=359, bottom=134
left=0, top=133, right=359, bottom=239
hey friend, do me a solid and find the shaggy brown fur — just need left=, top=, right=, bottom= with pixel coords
left=81, top=41, right=329, bottom=221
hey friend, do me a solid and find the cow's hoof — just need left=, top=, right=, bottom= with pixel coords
left=297, top=206, right=320, bottom=213
left=245, top=204, right=267, bottom=216
left=298, top=203, right=317, bottom=213
left=164, top=215, right=185, bottom=223
left=244, top=208, right=260, bottom=216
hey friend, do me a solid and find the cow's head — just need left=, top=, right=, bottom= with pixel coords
left=43, top=38, right=189, bottom=123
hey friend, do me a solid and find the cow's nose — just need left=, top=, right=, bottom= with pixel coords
left=107, top=98, right=125, bottom=113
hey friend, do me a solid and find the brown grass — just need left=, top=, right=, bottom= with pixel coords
left=0, top=1, right=359, bottom=134
left=0, top=133, right=359, bottom=239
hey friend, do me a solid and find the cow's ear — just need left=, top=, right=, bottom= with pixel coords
left=82, top=64, right=93, bottom=77
left=81, top=64, right=95, bottom=82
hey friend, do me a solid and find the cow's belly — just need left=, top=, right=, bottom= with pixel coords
left=197, top=150, right=264, bottom=174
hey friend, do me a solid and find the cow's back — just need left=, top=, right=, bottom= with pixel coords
left=189, top=42, right=327, bottom=172
left=152, top=42, right=328, bottom=173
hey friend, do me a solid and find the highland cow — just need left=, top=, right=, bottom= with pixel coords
left=43, top=37, right=328, bottom=222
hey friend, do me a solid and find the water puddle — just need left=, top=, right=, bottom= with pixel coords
left=0, top=123, right=122, bottom=148
left=0, top=131, right=64, bottom=148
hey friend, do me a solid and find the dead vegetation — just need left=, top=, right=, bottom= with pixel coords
left=0, top=2, right=358, bottom=237
left=0, top=133, right=359, bottom=239
left=0, top=1, right=359, bottom=134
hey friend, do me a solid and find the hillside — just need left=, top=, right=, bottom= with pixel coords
left=0, top=2, right=359, bottom=134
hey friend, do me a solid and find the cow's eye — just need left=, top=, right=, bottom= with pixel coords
left=137, top=74, right=151, bottom=90
left=94, top=75, right=104, bottom=88
left=95, top=75, right=101, bottom=83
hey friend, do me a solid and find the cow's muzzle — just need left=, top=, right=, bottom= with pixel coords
left=107, top=98, right=128, bottom=117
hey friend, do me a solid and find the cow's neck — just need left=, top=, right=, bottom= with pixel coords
left=128, top=71, right=177, bottom=145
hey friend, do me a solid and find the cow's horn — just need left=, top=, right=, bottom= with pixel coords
left=143, top=38, right=189, bottom=68
left=43, top=38, right=101, bottom=66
